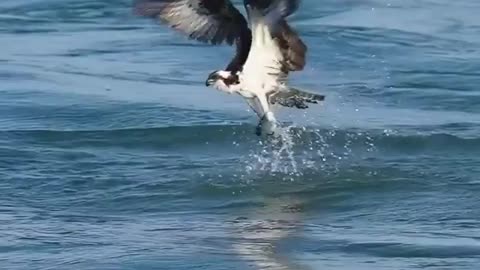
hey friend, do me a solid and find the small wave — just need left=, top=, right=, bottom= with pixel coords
left=343, top=241, right=480, bottom=259
left=2, top=124, right=479, bottom=152
left=2, top=0, right=131, bottom=21
left=2, top=124, right=478, bottom=183
left=0, top=124, right=256, bottom=150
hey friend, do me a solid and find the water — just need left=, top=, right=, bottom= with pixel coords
left=1, top=0, right=480, bottom=269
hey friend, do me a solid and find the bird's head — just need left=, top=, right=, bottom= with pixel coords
left=205, top=70, right=240, bottom=90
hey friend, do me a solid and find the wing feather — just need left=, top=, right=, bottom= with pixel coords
left=268, top=86, right=324, bottom=109
left=134, top=0, right=252, bottom=71
left=249, top=0, right=306, bottom=72
left=275, top=19, right=306, bottom=72
left=134, top=0, right=247, bottom=45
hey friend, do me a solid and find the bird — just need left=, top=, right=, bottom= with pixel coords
left=133, top=0, right=325, bottom=136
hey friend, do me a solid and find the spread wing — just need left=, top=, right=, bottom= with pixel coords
left=275, top=19, right=307, bottom=72
left=243, top=1, right=320, bottom=109
left=249, top=0, right=306, bottom=72
left=133, top=0, right=252, bottom=71
left=134, top=0, right=248, bottom=45
left=243, top=0, right=306, bottom=85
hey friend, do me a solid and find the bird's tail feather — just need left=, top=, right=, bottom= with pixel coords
left=268, top=87, right=325, bottom=109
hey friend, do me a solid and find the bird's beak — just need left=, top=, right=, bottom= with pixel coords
left=205, top=78, right=215, bottom=87
left=205, top=72, right=218, bottom=86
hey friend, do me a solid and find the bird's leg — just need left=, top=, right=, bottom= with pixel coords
left=255, top=95, right=277, bottom=136
left=258, top=95, right=276, bottom=121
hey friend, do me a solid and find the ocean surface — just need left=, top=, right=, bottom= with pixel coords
left=1, top=0, right=480, bottom=269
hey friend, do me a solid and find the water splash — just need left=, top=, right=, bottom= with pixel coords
left=246, top=125, right=300, bottom=177
left=241, top=124, right=378, bottom=180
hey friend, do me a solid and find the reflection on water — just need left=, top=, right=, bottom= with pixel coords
left=230, top=196, right=310, bottom=270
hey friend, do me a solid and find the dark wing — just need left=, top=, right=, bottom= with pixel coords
left=247, top=0, right=300, bottom=18
left=134, top=0, right=252, bottom=72
left=249, top=0, right=306, bottom=72
left=275, top=19, right=307, bottom=72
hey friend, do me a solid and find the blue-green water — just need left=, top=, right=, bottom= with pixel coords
left=1, top=0, right=480, bottom=269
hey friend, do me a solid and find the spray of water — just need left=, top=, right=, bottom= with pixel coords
left=242, top=123, right=377, bottom=180
left=245, top=125, right=298, bottom=176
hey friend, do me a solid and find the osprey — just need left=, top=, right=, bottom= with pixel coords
left=134, top=0, right=325, bottom=136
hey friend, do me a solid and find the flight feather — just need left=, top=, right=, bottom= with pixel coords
left=133, top=0, right=248, bottom=45
left=134, top=0, right=252, bottom=72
